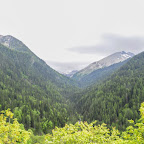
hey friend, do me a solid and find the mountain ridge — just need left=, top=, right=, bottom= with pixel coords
left=72, top=51, right=144, bottom=130
left=71, top=51, right=134, bottom=87
left=0, top=35, right=32, bottom=54
left=0, top=35, right=79, bottom=134
left=73, top=51, right=135, bottom=79
left=0, top=35, right=78, bottom=88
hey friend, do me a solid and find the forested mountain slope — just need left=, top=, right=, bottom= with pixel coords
left=72, top=51, right=134, bottom=79
left=1, top=35, right=143, bottom=137
left=0, top=35, right=78, bottom=89
left=74, top=51, right=144, bottom=130
left=72, top=51, right=134, bottom=87
left=0, top=35, right=32, bottom=53
left=0, top=37, right=78, bottom=134
left=73, top=60, right=129, bottom=87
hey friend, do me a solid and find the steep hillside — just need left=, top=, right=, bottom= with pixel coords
left=72, top=51, right=134, bottom=81
left=0, top=36, right=78, bottom=134
left=74, top=60, right=129, bottom=87
left=72, top=51, right=134, bottom=87
left=74, top=51, right=144, bottom=130
left=0, top=35, right=32, bottom=53
left=0, top=35, right=77, bottom=89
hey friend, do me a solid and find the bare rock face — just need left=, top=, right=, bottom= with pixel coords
left=73, top=51, right=135, bottom=77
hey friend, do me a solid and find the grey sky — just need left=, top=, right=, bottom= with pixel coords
left=1, top=0, right=144, bottom=73
left=48, top=34, right=144, bottom=73
left=69, top=34, right=144, bottom=56
left=46, top=61, right=89, bottom=74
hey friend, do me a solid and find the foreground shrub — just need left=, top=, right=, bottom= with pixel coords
left=0, top=109, right=31, bottom=144
left=45, top=102, right=144, bottom=144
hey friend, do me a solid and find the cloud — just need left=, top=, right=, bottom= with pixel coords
left=46, top=61, right=89, bottom=73
left=47, top=34, right=144, bottom=73
left=68, top=34, right=144, bottom=55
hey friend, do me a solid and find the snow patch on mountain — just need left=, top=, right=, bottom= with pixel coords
left=74, top=51, right=135, bottom=77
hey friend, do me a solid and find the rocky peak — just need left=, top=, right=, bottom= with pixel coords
left=0, top=35, right=31, bottom=53
left=74, top=51, right=135, bottom=76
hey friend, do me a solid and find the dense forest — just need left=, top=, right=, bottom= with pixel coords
left=1, top=102, right=144, bottom=143
left=73, top=51, right=144, bottom=131
left=0, top=35, right=144, bottom=143
left=0, top=37, right=79, bottom=135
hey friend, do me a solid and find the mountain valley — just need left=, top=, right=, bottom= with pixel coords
left=0, top=35, right=144, bottom=143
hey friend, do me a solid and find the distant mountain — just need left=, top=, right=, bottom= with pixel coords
left=64, top=70, right=78, bottom=77
left=72, top=51, right=134, bottom=87
left=46, top=61, right=88, bottom=75
left=73, top=51, right=134, bottom=79
left=74, top=60, right=129, bottom=87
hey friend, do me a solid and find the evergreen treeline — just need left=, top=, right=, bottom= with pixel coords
left=1, top=102, right=144, bottom=143
left=1, top=35, right=144, bottom=142
left=73, top=51, right=144, bottom=130
left=0, top=43, right=78, bottom=134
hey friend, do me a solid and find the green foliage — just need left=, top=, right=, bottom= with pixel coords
left=1, top=36, right=144, bottom=144
left=74, top=52, right=144, bottom=130
left=28, top=134, right=45, bottom=144
left=45, top=102, right=144, bottom=143
left=1, top=103, right=144, bottom=143
left=0, top=109, right=31, bottom=143
left=0, top=43, right=79, bottom=134
left=45, top=121, right=118, bottom=143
